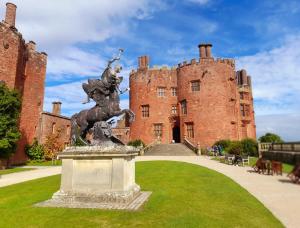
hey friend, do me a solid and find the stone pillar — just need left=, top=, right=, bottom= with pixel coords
left=52, top=101, right=62, bottom=115
left=5, top=3, right=17, bottom=27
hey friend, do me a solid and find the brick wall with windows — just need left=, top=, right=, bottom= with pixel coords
left=129, top=45, right=256, bottom=147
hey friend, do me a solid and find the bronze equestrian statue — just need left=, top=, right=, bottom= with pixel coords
left=70, top=49, right=134, bottom=146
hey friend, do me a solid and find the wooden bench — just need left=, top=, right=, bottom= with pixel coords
left=225, top=154, right=235, bottom=165
left=241, top=156, right=250, bottom=166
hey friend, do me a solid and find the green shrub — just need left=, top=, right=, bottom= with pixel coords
left=227, top=141, right=243, bottom=155
left=241, top=138, right=258, bottom=156
left=25, top=139, right=45, bottom=160
left=214, top=139, right=231, bottom=150
left=127, top=139, right=145, bottom=148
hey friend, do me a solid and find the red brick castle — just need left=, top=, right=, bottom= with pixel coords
left=0, top=3, right=70, bottom=164
left=129, top=44, right=256, bottom=147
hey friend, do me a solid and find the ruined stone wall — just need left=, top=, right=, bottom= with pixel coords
left=129, top=62, right=178, bottom=144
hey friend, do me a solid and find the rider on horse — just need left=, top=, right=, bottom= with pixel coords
left=82, top=49, right=124, bottom=106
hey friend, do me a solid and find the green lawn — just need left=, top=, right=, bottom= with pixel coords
left=26, top=160, right=62, bottom=166
left=0, top=161, right=282, bottom=228
left=211, top=156, right=294, bottom=174
left=0, top=167, right=35, bottom=175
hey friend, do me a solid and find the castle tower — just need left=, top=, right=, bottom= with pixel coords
left=129, top=44, right=256, bottom=147
left=0, top=3, right=47, bottom=164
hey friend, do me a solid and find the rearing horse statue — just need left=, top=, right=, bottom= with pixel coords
left=70, top=49, right=134, bottom=146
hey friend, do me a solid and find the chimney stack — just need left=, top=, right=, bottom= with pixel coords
left=198, top=43, right=213, bottom=58
left=241, top=69, right=248, bottom=86
left=138, top=56, right=149, bottom=69
left=52, top=102, right=62, bottom=115
left=205, top=44, right=213, bottom=58
left=5, top=2, right=17, bottom=27
left=198, top=44, right=206, bottom=58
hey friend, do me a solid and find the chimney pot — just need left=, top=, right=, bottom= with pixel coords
left=52, top=101, right=62, bottom=115
left=5, top=2, right=17, bottom=27
left=241, top=69, right=248, bottom=86
left=198, top=44, right=206, bottom=58
left=138, top=56, right=149, bottom=69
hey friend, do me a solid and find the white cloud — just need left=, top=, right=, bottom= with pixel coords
left=237, top=34, right=300, bottom=115
left=186, top=0, right=210, bottom=5
left=0, top=0, right=163, bottom=79
left=256, top=114, right=300, bottom=142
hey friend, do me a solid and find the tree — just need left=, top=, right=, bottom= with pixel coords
left=0, top=83, right=21, bottom=159
left=259, top=133, right=284, bottom=143
left=43, top=128, right=65, bottom=162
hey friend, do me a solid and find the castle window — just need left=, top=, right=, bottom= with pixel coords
left=157, top=87, right=166, bottom=97
left=52, top=122, right=56, bottom=134
left=142, top=105, right=149, bottom=118
left=171, top=105, right=177, bottom=115
left=186, top=123, right=194, bottom=138
left=240, top=92, right=244, bottom=100
left=154, top=124, right=163, bottom=137
left=191, top=80, right=200, bottom=92
left=66, top=125, right=71, bottom=136
left=172, top=87, right=177, bottom=96
left=240, top=104, right=250, bottom=117
left=181, top=100, right=187, bottom=115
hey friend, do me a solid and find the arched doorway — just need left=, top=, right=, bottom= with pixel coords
left=172, top=126, right=180, bottom=143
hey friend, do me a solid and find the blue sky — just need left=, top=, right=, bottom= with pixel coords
left=1, top=0, right=300, bottom=141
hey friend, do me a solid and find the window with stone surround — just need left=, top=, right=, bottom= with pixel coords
left=186, top=122, right=194, bottom=138
left=240, top=104, right=250, bottom=117
left=142, top=105, right=149, bottom=118
left=157, top=87, right=166, bottom=97
left=191, top=80, right=200, bottom=92
left=171, top=87, right=177, bottom=96
left=154, top=123, right=163, bottom=137
left=181, top=100, right=187, bottom=115
left=171, top=105, right=177, bottom=115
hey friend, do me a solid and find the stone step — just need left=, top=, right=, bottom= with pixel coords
left=145, top=143, right=196, bottom=156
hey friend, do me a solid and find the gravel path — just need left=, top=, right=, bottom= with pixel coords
left=0, top=156, right=299, bottom=227
left=0, top=166, right=61, bottom=187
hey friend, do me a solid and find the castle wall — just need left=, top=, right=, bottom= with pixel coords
left=177, top=59, right=239, bottom=147
left=0, top=23, right=25, bottom=91
left=0, top=3, right=48, bottom=164
left=129, top=65, right=177, bottom=144
left=38, top=112, right=71, bottom=145
left=129, top=45, right=257, bottom=148
left=10, top=45, right=47, bottom=164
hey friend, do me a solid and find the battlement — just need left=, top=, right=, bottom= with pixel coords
left=176, top=57, right=235, bottom=69
left=1, top=4, right=47, bottom=58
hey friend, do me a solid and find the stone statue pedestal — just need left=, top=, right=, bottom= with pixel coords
left=36, top=145, right=151, bottom=210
